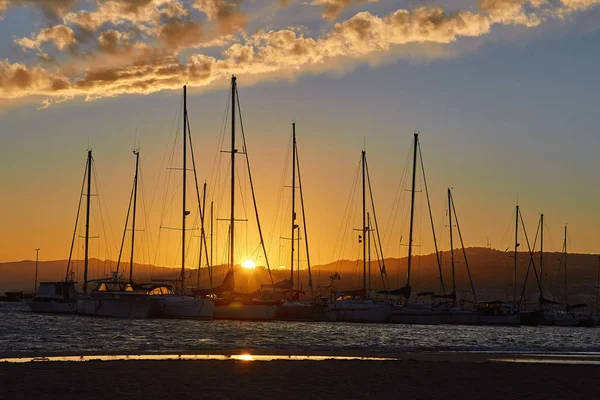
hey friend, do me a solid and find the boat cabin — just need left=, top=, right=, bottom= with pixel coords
left=32, top=281, right=77, bottom=302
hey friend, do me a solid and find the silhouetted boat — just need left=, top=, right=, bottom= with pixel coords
left=196, top=77, right=275, bottom=320
left=330, top=150, right=390, bottom=323
left=386, top=135, right=476, bottom=325
left=29, top=150, right=95, bottom=315
left=28, top=282, right=78, bottom=314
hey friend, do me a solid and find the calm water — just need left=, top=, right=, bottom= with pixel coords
left=1, top=302, right=599, bottom=355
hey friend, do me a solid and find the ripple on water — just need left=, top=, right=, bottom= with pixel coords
left=1, top=302, right=599, bottom=354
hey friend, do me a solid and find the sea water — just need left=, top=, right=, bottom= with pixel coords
left=1, top=302, right=599, bottom=355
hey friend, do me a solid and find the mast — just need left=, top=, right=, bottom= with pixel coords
left=290, top=123, right=296, bottom=290
left=83, top=149, right=92, bottom=293
left=362, top=150, right=367, bottom=298
left=129, top=150, right=139, bottom=284
left=540, top=213, right=544, bottom=294
left=564, top=224, right=568, bottom=311
left=197, top=182, right=206, bottom=289
left=181, top=85, right=188, bottom=293
left=513, top=205, right=519, bottom=311
left=210, top=201, right=214, bottom=284
left=450, top=189, right=477, bottom=303
left=296, top=135, right=313, bottom=298
left=229, top=76, right=236, bottom=292
left=448, top=188, right=456, bottom=301
left=407, top=133, right=418, bottom=288
left=367, top=213, right=371, bottom=293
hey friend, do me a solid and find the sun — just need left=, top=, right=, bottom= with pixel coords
left=241, top=259, right=256, bottom=269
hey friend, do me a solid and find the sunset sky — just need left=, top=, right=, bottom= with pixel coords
left=1, top=0, right=599, bottom=277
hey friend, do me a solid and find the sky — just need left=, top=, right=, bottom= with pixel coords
left=1, top=0, right=600, bottom=277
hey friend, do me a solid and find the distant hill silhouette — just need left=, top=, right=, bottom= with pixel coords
left=2, top=247, right=598, bottom=308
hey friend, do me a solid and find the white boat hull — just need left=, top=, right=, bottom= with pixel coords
left=77, top=295, right=153, bottom=318
left=213, top=301, right=279, bottom=321
left=274, top=301, right=336, bottom=322
left=28, top=301, right=77, bottom=314
left=152, top=296, right=214, bottom=320
left=333, top=300, right=390, bottom=323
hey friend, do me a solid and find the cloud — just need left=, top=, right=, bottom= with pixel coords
left=193, top=0, right=248, bottom=34
left=15, top=24, right=77, bottom=51
left=310, top=0, right=378, bottom=21
left=0, top=0, right=77, bottom=19
left=480, top=0, right=544, bottom=26
left=1, top=0, right=600, bottom=104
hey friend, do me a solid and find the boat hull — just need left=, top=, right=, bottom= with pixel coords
left=388, top=304, right=478, bottom=325
left=213, top=300, right=279, bottom=321
left=152, top=296, right=214, bottom=320
left=477, top=314, right=520, bottom=326
left=274, top=302, right=336, bottom=322
left=27, top=301, right=77, bottom=314
left=77, top=294, right=153, bottom=318
left=332, top=300, right=390, bottom=323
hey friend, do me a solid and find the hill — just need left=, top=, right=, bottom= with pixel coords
left=2, top=247, right=598, bottom=307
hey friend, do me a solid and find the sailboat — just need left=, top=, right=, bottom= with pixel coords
left=384, top=134, right=472, bottom=324
left=28, top=151, right=95, bottom=314
left=539, top=225, right=592, bottom=327
left=76, top=150, right=155, bottom=318
left=194, top=76, right=279, bottom=320
left=150, top=85, right=214, bottom=320
left=329, top=150, right=391, bottom=323
left=270, top=123, right=335, bottom=322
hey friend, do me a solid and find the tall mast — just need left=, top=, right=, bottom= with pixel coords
left=197, top=182, right=206, bottom=289
left=296, top=136, right=313, bottom=298
left=290, top=123, right=296, bottom=289
left=362, top=150, right=367, bottom=298
left=448, top=188, right=456, bottom=301
left=181, top=85, right=188, bottom=293
left=407, top=133, right=418, bottom=288
left=540, top=213, right=544, bottom=294
left=210, top=201, right=214, bottom=285
left=367, top=213, right=371, bottom=293
left=514, top=205, right=519, bottom=311
left=564, top=224, right=568, bottom=312
left=229, top=76, right=236, bottom=291
left=83, top=149, right=92, bottom=293
left=129, top=150, right=139, bottom=284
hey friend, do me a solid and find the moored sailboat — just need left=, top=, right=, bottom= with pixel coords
left=385, top=134, right=476, bottom=325
left=28, top=150, right=95, bottom=314
left=271, top=122, right=335, bottom=322
left=195, top=76, right=277, bottom=320
left=152, top=85, right=214, bottom=320
left=330, top=150, right=390, bottom=323
left=76, top=150, right=156, bottom=318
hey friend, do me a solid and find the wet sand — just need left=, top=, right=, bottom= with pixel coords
left=1, top=352, right=599, bottom=399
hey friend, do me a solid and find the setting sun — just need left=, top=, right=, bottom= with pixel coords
left=241, top=260, right=256, bottom=269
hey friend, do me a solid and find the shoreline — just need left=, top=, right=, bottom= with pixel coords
left=3, top=349, right=600, bottom=363
left=1, top=354, right=599, bottom=399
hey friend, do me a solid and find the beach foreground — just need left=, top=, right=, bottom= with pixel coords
left=1, top=353, right=599, bottom=399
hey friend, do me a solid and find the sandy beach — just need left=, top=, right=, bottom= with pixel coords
left=1, top=352, right=599, bottom=399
